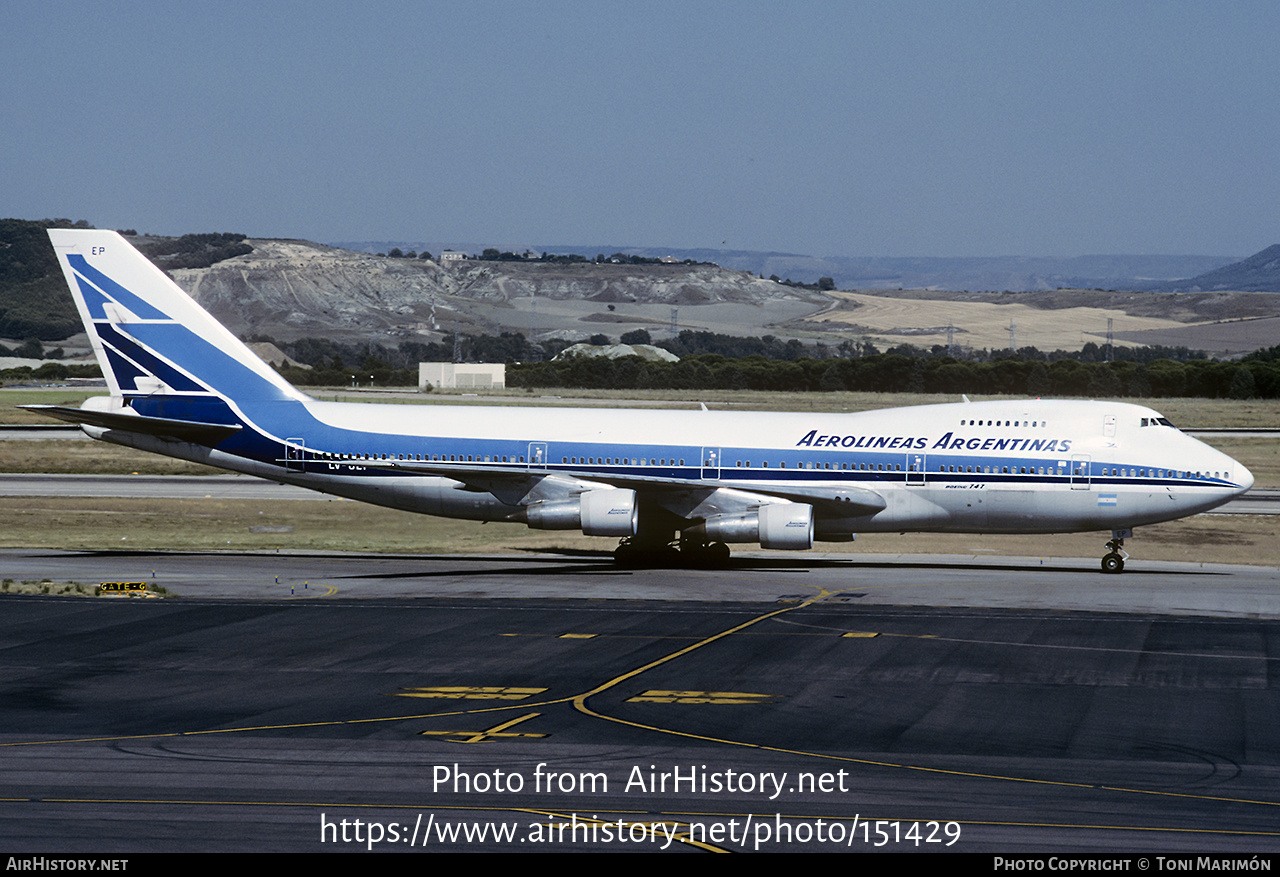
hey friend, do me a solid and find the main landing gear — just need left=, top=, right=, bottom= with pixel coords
left=613, top=536, right=732, bottom=568
left=1101, top=528, right=1131, bottom=574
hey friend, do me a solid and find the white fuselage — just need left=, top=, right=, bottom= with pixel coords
left=97, top=397, right=1252, bottom=539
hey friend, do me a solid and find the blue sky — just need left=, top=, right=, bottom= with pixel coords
left=4, top=1, right=1277, bottom=257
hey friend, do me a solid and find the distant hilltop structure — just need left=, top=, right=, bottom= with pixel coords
left=419, top=362, right=505, bottom=390
left=552, top=342, right=679, bottom=363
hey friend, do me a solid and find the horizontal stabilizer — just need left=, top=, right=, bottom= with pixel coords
left=20, top=405, right=242, bottom=445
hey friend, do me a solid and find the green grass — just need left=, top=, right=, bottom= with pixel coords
left=0, top=578, right=97, bottom=596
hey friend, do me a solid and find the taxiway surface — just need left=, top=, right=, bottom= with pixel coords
left=2, top=549, right=1279, bottom=853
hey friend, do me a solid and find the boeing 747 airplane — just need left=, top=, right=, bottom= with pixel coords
left=29, top=230, right=1254, bottom=571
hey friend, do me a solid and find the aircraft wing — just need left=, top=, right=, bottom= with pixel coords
left=371, top=458, right=886, bottom=517
left=371, top=458, right=619, bottom=505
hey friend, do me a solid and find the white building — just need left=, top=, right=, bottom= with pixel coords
left=419, top=362, right=506, bottom=390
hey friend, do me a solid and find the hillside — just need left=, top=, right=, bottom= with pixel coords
left=174, top=239, right=827, bottom=342
left=0, top=222, right=828, bottom=345
left=5, top=219, right=1278, bottom=359
left=1149, top=244, right=1280, bottom=292
left=338, top=241, right=1239, bottom=293
left=0, top=218, right=87, bottom=340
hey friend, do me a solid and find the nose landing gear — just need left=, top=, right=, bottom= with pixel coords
left=1101, top=528, right=1131, bottom=574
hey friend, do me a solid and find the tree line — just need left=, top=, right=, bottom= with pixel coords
left=8, top=334, right=1278, bottom=400
left=507, top=351, right=1278, bottom=398
left=247, top=329, right=1280, bottom=400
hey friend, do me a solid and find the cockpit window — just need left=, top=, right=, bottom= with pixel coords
left=1140, top=415, right=1177, bottom=429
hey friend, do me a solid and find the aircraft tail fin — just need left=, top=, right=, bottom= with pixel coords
left=47, top=229, right=305, bottom=408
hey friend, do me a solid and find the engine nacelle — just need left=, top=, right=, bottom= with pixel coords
left=690, top=503, right=814, bottom=550
left=522, top=488, right=638, bottom=537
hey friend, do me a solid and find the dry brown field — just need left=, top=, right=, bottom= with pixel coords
left=0, top=496, right=1272, bottom=569
left=809, top=291, right=1203, bottom=351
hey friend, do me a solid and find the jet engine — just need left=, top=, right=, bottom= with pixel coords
left=687, top=503, right=814, bottom=550
left=522, top=488, right=638, bottom=537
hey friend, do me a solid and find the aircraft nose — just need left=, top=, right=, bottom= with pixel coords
left=1235, top=462, right=1255, bottom=494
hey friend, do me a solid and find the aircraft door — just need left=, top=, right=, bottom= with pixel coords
left=906, top=452, right=926, bottom=485
left=701, top=447, right=721, bottom=479
left=285, top=439, right=306, bottom=472
left=1071, top=454, right=1091, bottom=489
left=528, top=442, right=548, bottom=471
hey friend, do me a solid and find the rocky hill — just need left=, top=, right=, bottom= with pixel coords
left=172, top=239, right=827, bottom=342
left=339, top=241, right=1241, bottom=293
left=172, top=240, right=450, bottom=339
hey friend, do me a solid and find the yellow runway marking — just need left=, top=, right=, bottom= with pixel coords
left=778, top=616, right=1280, bottom=661
left=418, top=712, right=546, bottom=744
left=627, top=690, right=776, bottom=704
left=286, top=584, right=337, bottom=597
left=393, top=686, right=547, bottom=700
left=8, top=576, right=1280, bottom=822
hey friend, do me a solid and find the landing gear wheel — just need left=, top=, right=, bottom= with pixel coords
left=1101, top=529, right=1131, bottom=574
left=614, top=540, right=681, bottom=568
left=699, top=541, right=731, bottom=567
left=679, top=538, right=731, bottom=568
left=614, top=542, right=642, bottom=568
